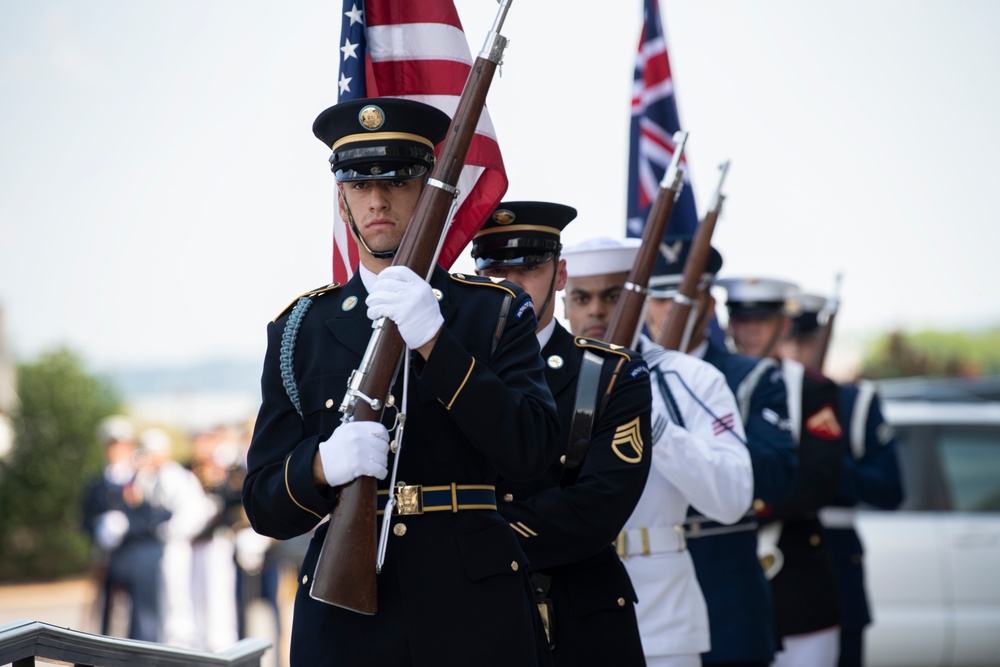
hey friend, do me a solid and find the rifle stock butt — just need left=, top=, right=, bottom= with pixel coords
left=309, top=476, right=378, bottom=614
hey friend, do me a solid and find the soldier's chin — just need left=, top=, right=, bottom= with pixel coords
left=584, top=326, right=607, bottom=340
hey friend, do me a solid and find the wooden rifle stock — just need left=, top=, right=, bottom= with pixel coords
left=605, top=131, right=688, bottom=348
left=308, top=0, right=513, bottom=615
left=804, top=273, right=842, bottom=373
left=658, top=161, right=730, bottom=352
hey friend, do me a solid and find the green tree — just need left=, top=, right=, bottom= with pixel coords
left=0, top=348, right=121, bottom=581
left=862, top=328, right=1000, bottom=379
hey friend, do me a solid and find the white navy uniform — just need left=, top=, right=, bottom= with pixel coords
left=620, top=335, right=754, bottom=665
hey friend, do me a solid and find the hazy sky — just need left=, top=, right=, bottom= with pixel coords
left=2, top=0, right=999, bottom=372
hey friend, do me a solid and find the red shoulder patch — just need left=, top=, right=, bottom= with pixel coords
left=805, top=404, right=843, bottom=440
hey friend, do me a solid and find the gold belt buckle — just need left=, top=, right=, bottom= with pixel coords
left=394, top=482, right=423, bottom=516
left=615, top=532, right=627, bottom=559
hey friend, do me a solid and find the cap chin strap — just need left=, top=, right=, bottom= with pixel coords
left=337, top=183, right=399, bottom=261
left=760, top=321, right=786, bottom=359
left=535, top=260, right=560, bottom=327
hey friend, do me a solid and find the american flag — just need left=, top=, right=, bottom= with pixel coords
left=332, top=0, right=508, bottom=283
left=626, top=0, right=698, bottom=239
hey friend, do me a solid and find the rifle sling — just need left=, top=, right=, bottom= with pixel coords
left=562, top=351, right=605, bottom=473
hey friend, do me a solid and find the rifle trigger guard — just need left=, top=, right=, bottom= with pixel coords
left=427, top=178, right=459, bottom=197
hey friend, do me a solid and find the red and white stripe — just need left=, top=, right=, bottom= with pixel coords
left=332, top=1, right=508, bottom=284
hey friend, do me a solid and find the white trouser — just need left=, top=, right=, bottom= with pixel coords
left=772, top=626, right=841, bottom=667
left=191, top=533, right=239, bottom=651
left=160, top=539, right=196, bottom=647
left=645, top=655, right=701, bottom=667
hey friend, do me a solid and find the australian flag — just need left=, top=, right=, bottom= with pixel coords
left=331, top=0, right=508, bottom=284
left=626, top=0, right=699, bottom=240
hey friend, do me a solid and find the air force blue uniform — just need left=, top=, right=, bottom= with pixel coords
left=689, top=339, right=798, bottom=665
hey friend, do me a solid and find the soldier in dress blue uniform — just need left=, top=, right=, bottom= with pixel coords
left=242, top=98, right=560, bottom=667
left=81, top=416, right=171, bottom=643
left=779, top=293, right=905, bottom=667
left=643, top=237, right=798, bottom=667
left=470, top=204, right=653, bottom=666
left=717, top=277, right=847, bottom=667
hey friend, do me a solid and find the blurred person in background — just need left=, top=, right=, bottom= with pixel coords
left=189, top=426, right=244, bottom=651
left=136, top=427, right=216, bottom=648
left=81, top=415, right=170, bottom=642
left=716, top=278, right=845, bottom=667
left=779, top=293, right=905, bottom=667
left=233, top=416, right=286, bottom=653
left=643, top=243, right=798, bottom=667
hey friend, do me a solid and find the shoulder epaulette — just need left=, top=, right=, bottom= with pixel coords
left=273, top=283, right=341, bottom=322
left=449, top=272, right=518, bottom=298
left=572, top=337, right=640, bottom=362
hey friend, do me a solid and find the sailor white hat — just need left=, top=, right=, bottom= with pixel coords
left=562, top=237, right=641, bottom=278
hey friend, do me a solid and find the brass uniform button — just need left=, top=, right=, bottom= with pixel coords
left=301, top=574, right=309, bottom=585
left=393, top=523, right=407, bottom=537
left=752, top=499, right=766, bottom=512
left=325, top=399, right=334, bottom=409
left=617, top=597, right=626, bottom=607
left=559, top=455, right=567, bottom=464
left=809, top=534, right=821, bottom=547
left=503, top=493, right=514, bottom=502
left=511, top=561, right=519, bottom=572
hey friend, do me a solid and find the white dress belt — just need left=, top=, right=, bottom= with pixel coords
left=818, top=506, right=857, bottom=529
left=616, top=525, right=687, bottom=558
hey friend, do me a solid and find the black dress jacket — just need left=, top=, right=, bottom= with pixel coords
left=498, top=322, right=652, bottom=666
left=243, top=267, right=559, bottom=667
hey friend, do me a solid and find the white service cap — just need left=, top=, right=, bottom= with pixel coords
left=562, top=237, right=641, bottom=278
left=714, top=277, right=800, bottom=316
left=97, top=415, right=135, bottom=444
left=138, top=427, right=172, bottom=453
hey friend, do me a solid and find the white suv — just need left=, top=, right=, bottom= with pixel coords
left=858, top=399, right=1000, bottom=667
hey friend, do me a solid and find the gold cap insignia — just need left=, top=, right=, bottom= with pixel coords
left=358, top=105, right=385, bottom=131
left=492, top=209, right=515, bottom=225
left=342, top=295, right=358, bottom=311
left=547, top=355, right=564, bottom=369
left=611, top=416, right=644, bottom=464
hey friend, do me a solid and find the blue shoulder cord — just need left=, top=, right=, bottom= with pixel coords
left=279, top=296, right=313, bottom=418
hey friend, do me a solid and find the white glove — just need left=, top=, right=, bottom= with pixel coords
left=318, top=421, right=391, bottom=488
left=366, top=266, right=444, bottom=349
left=235, top=527, right=273, bottom=575
left=95, top=510, right=129, bottom=550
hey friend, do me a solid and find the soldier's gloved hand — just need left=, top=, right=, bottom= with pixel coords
left=366, top=266, right=443, bottom=349
left=95, top=510, right=130, bottom=550
left=318, top=421, right=390, bottom=488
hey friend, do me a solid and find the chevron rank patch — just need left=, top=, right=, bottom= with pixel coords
left=612, top=416, right=644, bottom=464
left=712, top=413, right=735, bottom=436
left=806, top=404, right=843, bottom=440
